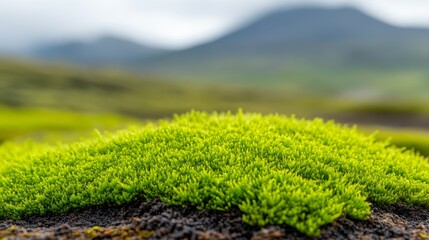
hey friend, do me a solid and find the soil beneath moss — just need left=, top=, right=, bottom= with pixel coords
left=1, top=199, right=428, bottom=240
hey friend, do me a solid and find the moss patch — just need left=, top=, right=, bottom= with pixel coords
left=1, top=111, right=428, bottom=236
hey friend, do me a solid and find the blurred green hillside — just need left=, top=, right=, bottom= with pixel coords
left=0, top=58, right=360, bottom=118
left=1, top=58, right=428, bottom=156
left=0, top=58, right=298, bottom=117
left=0, top=105, right=135, bottom=144
left=360, top=126, right=429, bottom=157
left=2, top=58, right=428, bottom=118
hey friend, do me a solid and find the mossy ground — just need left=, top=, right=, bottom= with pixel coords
left=1, top=111, right=428, bottom=236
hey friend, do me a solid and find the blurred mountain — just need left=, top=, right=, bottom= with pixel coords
left=33, top=35, right=169, bottom=66
left=138, top=7, right=429, bottom=98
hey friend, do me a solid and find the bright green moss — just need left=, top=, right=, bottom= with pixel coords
left=1, top=111, right=428, bottom=236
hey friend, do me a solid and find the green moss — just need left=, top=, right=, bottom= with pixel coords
left=1, top=111, right=428, bottom=236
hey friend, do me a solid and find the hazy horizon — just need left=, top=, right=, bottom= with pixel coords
left=1, top=0, right=429, bottom=54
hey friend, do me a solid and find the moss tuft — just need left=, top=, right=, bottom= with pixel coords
left=1, top=111, right=428, bottom=236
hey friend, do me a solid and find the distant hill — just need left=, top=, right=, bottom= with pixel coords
left=0, top=58, right=308, bottom=118
left=139, top=7, right=429, bottom=98
left=33, top=35, right=169, bottom=66
left=1, top=57, right=428, bottom=129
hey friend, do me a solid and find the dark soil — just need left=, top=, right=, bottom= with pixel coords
left=1, top=199, right=428, bottom=240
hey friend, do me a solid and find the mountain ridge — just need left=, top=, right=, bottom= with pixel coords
left=135, top=6, right=429, bottom=98
left=33, top=35, right=170, bottom=66
left=142, top=6, right=429, bottom=64
left=23, top=6, right=429, bottom=98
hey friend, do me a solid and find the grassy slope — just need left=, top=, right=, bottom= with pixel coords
left=2, top=58, right=428, bottom=118
left=146, top=55, right=429, bottom=101
left=0, top=58, right=304, bottom=117
left=360, top=126, right=429, bottom=157
left=1, top=111, right=428, bottom=236
left=0, top=105, right=137, bottom=144
left=1, top=58, right=429, bottom=155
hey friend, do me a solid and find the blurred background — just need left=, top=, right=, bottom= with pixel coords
left=1, top=0, right=428, bottom=155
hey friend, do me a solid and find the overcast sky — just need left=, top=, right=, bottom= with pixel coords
left=1, top=0, right=429, bottom=53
